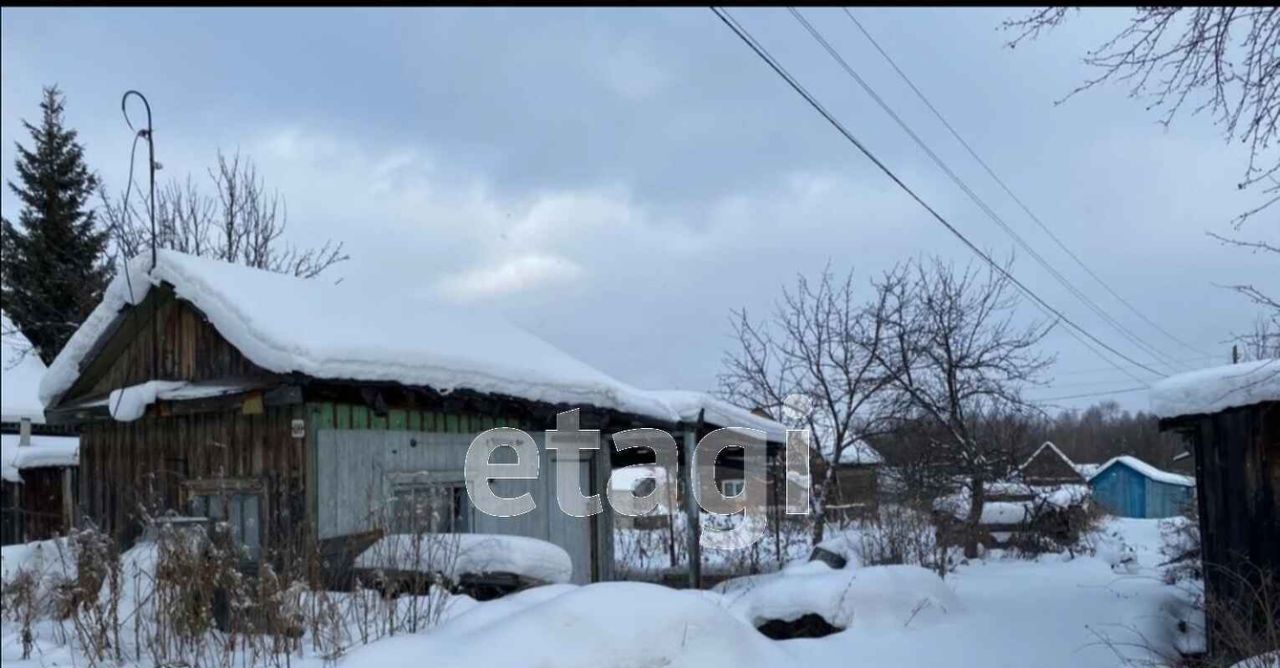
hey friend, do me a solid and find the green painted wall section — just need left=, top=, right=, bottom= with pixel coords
left=304, top=402, right=529, bottom=434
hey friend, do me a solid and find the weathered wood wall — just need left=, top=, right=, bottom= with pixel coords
left=1178, top=401, right=1279, bottom=656
left=79, top=406, right=305, bottom=547
left=64, top=286, right=271, bottom=404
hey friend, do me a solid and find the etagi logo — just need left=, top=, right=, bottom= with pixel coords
left=463, top=410, right=812, bottom=550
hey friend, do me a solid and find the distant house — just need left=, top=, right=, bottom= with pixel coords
left=2, top=312, right=79, bottom=545
left=1152, top=360, right=1278, bottom=659
left=812, top=440, right=883, bottom=522
left=40, top=251, right=783, bottom=583
left=1086, top=455, right=1194, bottom=518
left=1016, top=441, right=1086, bottom=486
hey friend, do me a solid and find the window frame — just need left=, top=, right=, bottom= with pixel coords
left=182, top=478, right=265, bottom=559
left=384, top=471, right=470, bottom=535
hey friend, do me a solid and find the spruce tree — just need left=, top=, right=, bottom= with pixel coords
left=1, top=86, right=111, bottom=364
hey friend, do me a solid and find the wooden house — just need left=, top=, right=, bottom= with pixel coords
left=40, top=251, right=783, bottom=584
left=1152, top=360, right=1278, bottom=658
left=1016, top=441, right=1086, bottom=486
left=811, top=440, right=882, bottom=522
left=2, top=313, right=79, bottom=545
left=1087, top=455, right=1194, bottom=518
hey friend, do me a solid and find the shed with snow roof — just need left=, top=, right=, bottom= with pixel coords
left=2, top=312, right=79, bottom=545
left=1151, top=360, right=1278, bottom=659
left=39, top=251, right=785, bottom=585
left=1086, top=455, right=1194, bottom=518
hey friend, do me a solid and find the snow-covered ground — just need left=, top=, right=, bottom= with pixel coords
left=2, top=517, right=1204, bottom=668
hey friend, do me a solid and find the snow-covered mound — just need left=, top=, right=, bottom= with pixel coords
left=354, top=533, right=574, bottom=584
left=1, top=538, right=74, bottom=586
left=1150, top=359, right=1279, bottom=418
left=715, top=562, right=959, bottom=631
left=341, top=581, right=791, bottom=668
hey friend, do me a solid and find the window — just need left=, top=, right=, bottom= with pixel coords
left=186, top=481, right=263, bottom=559
left=721, top=479, right=745, bottom=498
left=389, top=483, right=468, bottom=534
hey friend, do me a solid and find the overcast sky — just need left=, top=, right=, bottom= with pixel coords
left=2, top=8, right=1273, bottom=414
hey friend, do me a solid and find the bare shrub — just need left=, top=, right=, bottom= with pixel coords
left=1202, top=562, right=1280, bottom=667
left=856, top=503, right=941, bottom=570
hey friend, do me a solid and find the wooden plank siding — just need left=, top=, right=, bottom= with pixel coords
left=79, top=406, right=306, bottom=548
left=1166, top=401, right=1278, bottom=656
left=63, top=285, right=275, bottom=405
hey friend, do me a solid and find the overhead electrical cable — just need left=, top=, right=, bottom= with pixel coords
left=709, top=6, right=1160, bottom=385
left=840, top=8, right=1210, bottom=361
left=787, top=7, right=1182, bottom=373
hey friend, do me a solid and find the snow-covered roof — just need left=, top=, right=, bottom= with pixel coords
left=2, top=311, right=48, bottom=424
left=1, top=433, right=79, bottom=482
left=642, top=390, right=787, bottom=442
left=41, top=251, right=680, bottom=422
left=833, top=439, right=884, bottom=466
left=1088, top=455, right=1194, bottom=488
left=1074, top=463, right=1101, bottom=478
left=1018, top=441, right=1076, bottom=472
left=1150, top=359, right=1279, bottom=418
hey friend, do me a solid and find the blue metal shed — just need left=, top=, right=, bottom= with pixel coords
left=1087, top=456, right=1195, bottom=518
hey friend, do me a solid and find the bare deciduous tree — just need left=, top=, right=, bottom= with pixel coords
left=873, top=257, right=1053, bottom=557
left=1004, top=7, right=1279, bottom=223
left=101, top=150, right=348, bottom=278
left=720, top=268, right=897, bottom=545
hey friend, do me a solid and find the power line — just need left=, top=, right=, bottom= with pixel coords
left=786, top=7, right=1181, bottom=374
left=709, top=7, right=1160, bottom=385
left=841, top=8, right=1210, bottom=362
left=1029, top=386, right=1148, bottom=403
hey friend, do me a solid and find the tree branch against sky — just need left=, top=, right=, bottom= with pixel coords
left=1003, top=7, right=1279, bottom=223
left=1004, top=8, right=1278, bottom=355
left=100, top=150, right=349, bottom=280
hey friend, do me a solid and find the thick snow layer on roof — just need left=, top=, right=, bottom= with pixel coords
left=41, top=251, right=678, bottom=422
left=354, top=533, right=573, bottom=584
left=642, top=389, right=787, bottom=441
left=1, top=311, right=48, bottom=423
left=1, top=434, right=79, bottom=482
left=1090, top=455, right=1194, bottom=487
left=1150, top=359, right=1280, bottom=418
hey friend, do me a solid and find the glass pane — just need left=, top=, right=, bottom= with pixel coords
left=240, top=494, right=260, bottom=555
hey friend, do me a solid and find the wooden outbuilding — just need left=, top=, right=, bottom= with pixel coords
left=1152, top=360, right=1278, bottom=658
left=2, top=313, right=79, bottom=545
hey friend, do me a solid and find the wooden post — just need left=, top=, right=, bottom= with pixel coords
left=682, top=411, right=704, bottom=589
